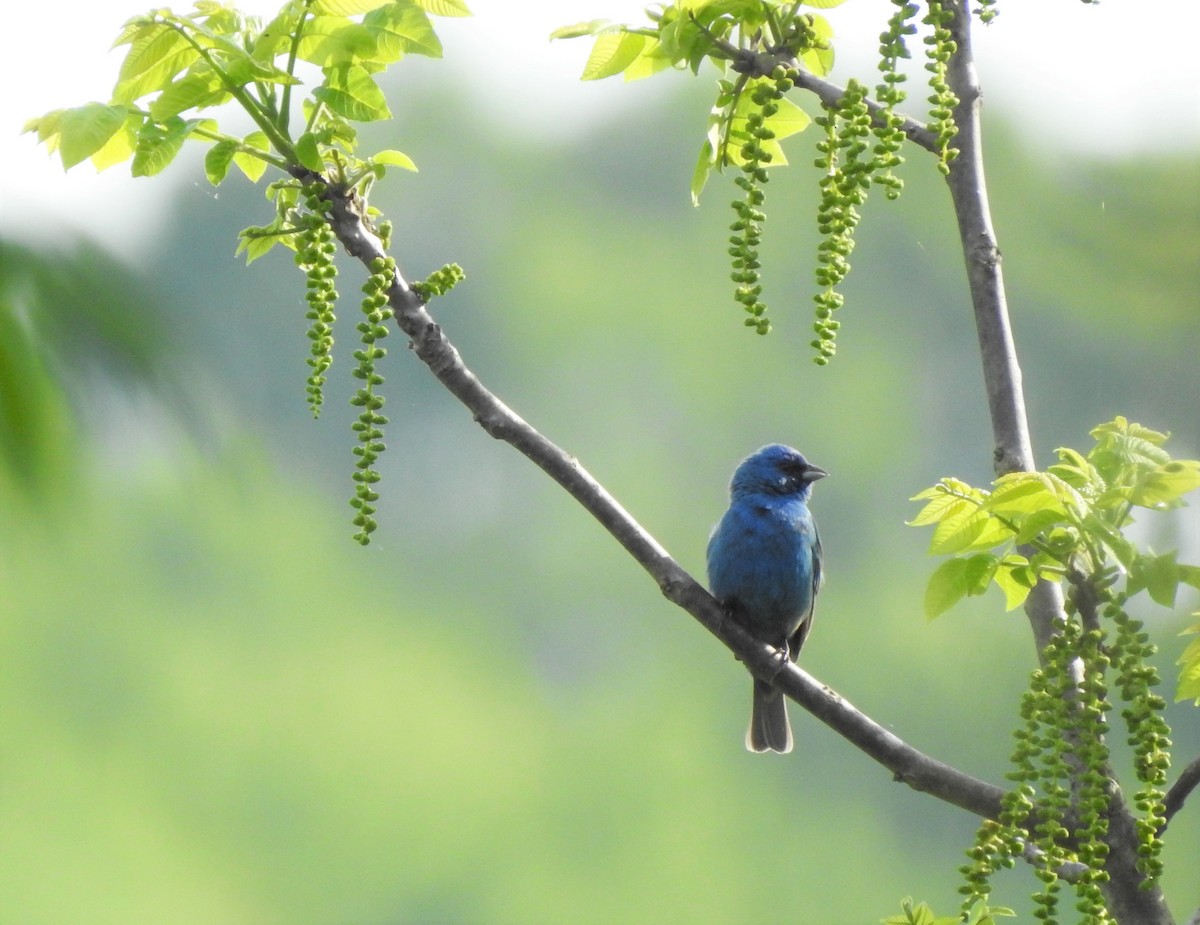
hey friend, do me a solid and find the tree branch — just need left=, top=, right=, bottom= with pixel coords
left=299, top=167, right=1009, bottom=826
left=1164, top=753, right=1200, bottom=828
left=940, top=0, right=1064, bottom=656
left=942, top=5, right=1172, bottom=922
left=718, top=46, right=941, bottom=154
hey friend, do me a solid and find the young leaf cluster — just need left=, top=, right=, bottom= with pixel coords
left=882, top=896, right=1013, bottom=925
left=909, top=417, right=1200, bottom=622
left=913, top=417, right=1199, bottom=919
left=24, top=0, right=457, bottom=211
left=27, top=1, right=470, bottom=545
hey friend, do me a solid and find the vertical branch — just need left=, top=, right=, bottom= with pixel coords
left=940, top=0, right=1064, bottom=657
left=942, top=5, right=1174, bottom=923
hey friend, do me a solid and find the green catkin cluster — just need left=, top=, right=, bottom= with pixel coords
left=297, top=186, right=338, bottom=417
left=811, top=79, right=871, bottom=364
left=873, top=0, right=919, bottom=200
left=349, top=255, right=395, bottom=545
left=974, top=0, right=999, bottom=24
left=961, top=618, right=1118, bottom=925
left=960, top=582, right=1171, bottom=922
left=728, top=69, right=793, bottom=336
left=921, top=0, right=960, bottom=175
left=1109, top=600, right=1170, bottom=883
left=411, top=262, right=465, bottom=302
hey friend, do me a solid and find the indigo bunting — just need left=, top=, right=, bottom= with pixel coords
left=707, top=444, right=826, bottom=754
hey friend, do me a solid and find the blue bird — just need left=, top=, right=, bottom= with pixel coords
left=707, top=444, right=826, bottom=754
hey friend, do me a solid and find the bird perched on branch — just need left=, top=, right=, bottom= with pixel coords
left=707, top=444, right=826, bottom=754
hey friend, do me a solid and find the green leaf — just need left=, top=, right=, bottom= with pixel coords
left=1012, top=507, right=1069, bottom=545
left=236, top=218, right=293, bottom=263
left=295, top=132, right=325, bottom=172
left=314, top=64, right=392, bottom=121
left=232, top=131, right=271, bottom=181
left=90, top=112, right=141, bottom=171
left=57, top=103, right=130, bottom=170
left=415, top=0, right=471, bottom=16
left=131, top=117, right=200, bottom=177
left=803, top=0, right=850, bottom=7
left=722, top=83, right=811, bottom=167
left=798, top=14, right=835, bottom=76
left=23, top=109, right=64, bottom=149
left=1176, top=619, right=1200, bottom=704
left=1048, top=445, right=1101, bottom=492
left=623, top=37, right=672, bottom=81
left=113, top=22, right=201, bottom=103
left=364, top=2, right=442, bottom=61
left=298, top=16, right=378, bottom=66
left=149, top=68, right=229, bottom=120
left=1132, top=552, right=1180, bottom=608
left=205, top=138, right=237, bottom=184
left=993, top=554, right=1035, bottom=610
left=929, top=504, right=1013, bottom=556
left=373, top=149, right=417, bottom=171
left=691, top=138, right=717, bottom=206
left=582, top=31, right=645, bottom=80
left=1135, top=458, right=1200, bottom=509
left=924, top=555, right=996, bottom=619
left=313, top=0, right=391, bottom=13
left=550, top=19, right=614, bottom=40
left=908, top=478, right=983, bottom=526
left=984, top=472, right=1066, bottom=518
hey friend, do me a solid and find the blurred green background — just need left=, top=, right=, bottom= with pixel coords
left=3, top=45, right=1199, bottom=925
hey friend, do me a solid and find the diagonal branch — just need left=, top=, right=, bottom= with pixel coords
left=1164, top=753, right=1200, bottom=828
left=300, top=167, right=1007, bottom=824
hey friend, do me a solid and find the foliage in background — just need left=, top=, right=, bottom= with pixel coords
left=12, top=0, right=1200, bottom=923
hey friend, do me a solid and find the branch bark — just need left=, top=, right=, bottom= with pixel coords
left=942, top=4, right=1174, bottom=922
left=299, top=168, right=1009, bottom=826
left=1164, top=753, right=1200, bottom=828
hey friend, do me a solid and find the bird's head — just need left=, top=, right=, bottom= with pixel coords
left=730, top=444, right=828, bottom=499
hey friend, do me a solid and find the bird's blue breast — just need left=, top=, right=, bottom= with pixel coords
left=706, top=495, right=818, bottom=639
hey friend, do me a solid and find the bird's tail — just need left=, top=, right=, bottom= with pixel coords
left=747, top=679, right=793, bottom=754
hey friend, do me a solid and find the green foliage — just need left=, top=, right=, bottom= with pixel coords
left=25, top=0, right=468, bottom=544
left=1177, top=618, right=1200, bottom=704
left=883, top=896, right=1014, bottom=925
left=910, top=417, right=1200, bottom=620
left=912, top=417, right=1198, bottom=921
left=552, top=2, right=972, bottom=361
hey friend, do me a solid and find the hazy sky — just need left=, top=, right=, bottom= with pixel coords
left=3, top=0, right=1197, bottom=256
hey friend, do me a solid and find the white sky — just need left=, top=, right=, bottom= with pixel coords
left=2, top=0, right=1197, bottom=258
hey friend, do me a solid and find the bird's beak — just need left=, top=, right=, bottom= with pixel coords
left=803, top=465, right=829, bottom=482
